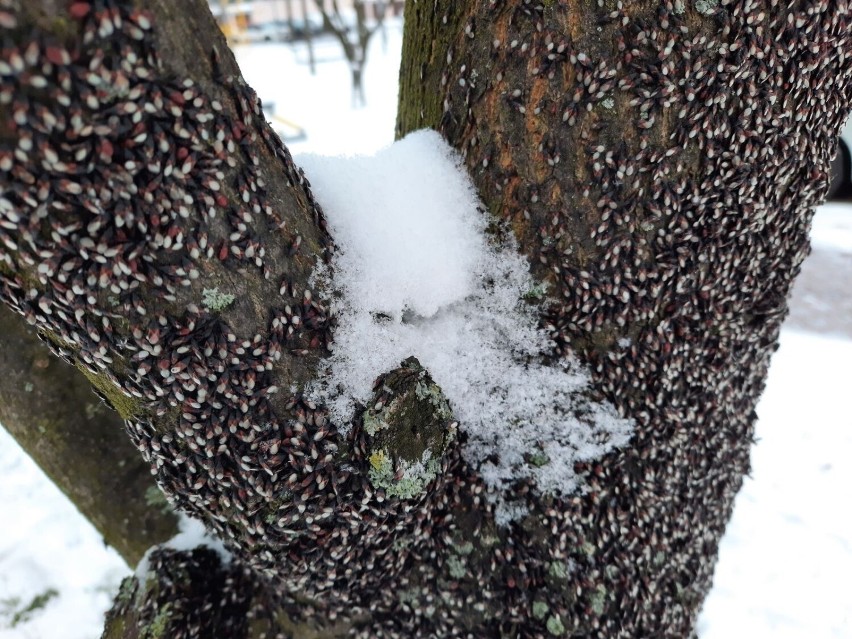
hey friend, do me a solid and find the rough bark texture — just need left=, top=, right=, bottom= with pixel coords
left=0, top=304, right=178, bottom=566
left=0, top=0, right=339, bottom=632
left=1, top=0, right=851, bottom=638
left=397, top=0, right=852, bottom=637
left=102, top=550, right=258, bottom=639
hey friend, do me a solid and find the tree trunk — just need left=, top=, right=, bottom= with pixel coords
left=397, top=0, right=852, bottom=636
left=1, top=0, right=850, bottom=638
left=0, top=304, right=178, bottom=566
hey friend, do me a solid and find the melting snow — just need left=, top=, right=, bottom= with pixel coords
left=298, top=130, right=633, bottom=513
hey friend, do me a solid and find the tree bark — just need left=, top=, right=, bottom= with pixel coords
left=0, top=304, right=177, bottom=566
left=397, top=0, right=852, bottom=636
left=1, top=0, right=850, bottom=638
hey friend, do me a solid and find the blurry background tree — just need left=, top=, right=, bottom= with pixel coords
left=314, top=0, right=388, bottom=106
left=210, top=0, right=393, bottom=100
left=0, top=306, right=178, bottom=567
left=0, top=0, right=850, bottom=638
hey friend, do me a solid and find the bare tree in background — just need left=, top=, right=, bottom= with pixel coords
left=314, top=0, right=388, bottom=106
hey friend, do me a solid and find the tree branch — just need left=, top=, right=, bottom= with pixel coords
left=0, top=2, right=463, bottom=635
left=0, top=305, right=177, bottom=566
left=2, top=0, right=851, bottom=637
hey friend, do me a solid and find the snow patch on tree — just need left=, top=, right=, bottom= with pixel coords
left=298, top=130, right=633, bottom=515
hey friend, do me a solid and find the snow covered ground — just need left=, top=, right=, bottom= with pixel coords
left=1, top=18, right=851, bottom=638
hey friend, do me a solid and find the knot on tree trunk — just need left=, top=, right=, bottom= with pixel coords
left=360, top=357, right=457, bottom=500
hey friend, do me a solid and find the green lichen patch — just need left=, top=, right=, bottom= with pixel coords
left=413, top=380, right=453, bottom=421
left=589, top=585, right=608, bottom=616
left=532, top=600, right=549, bottom=620
left=368, top=448, right=440, bottom=499
left=695, top=0, right=719, bottom=14
left=446, top=555, right=467, bottom=580
left=115, top=577, right=139, bottom=608
left=522, top=283, right=549, bottom=303
left=144, top=602, right=173, bottom=639
left=201, top=287, right=235, bottom=312
left=398, top=588, right=420, bottom=608
left=548, top=560, right=569, bottom=580
left=546, top=614, right=566, bottom=636
left=363, top=409, right=390, bottom=436
left=527, top=450, right=550, bottom=468
left=453, top=541, right=474, bottom=556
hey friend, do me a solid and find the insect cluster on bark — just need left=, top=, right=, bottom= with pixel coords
left=0, top=1, right=474, bottom=636
left=421, top=0, right=852, bottom=636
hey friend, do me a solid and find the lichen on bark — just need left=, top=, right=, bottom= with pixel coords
left=361, top=357, right=456, bottom=499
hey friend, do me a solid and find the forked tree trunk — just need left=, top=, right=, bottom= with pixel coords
left=0, top=0, right=849, bottom=638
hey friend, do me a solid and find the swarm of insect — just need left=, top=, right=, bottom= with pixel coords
left=423, top=0, right=852, bottom=636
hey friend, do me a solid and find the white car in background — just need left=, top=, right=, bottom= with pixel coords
left=829, top=117, right=852, bottom=199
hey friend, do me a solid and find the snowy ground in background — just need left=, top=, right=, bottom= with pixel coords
left=0, top=435, right=127, bottom=639
left=2, top=17, right=851, bottom=638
